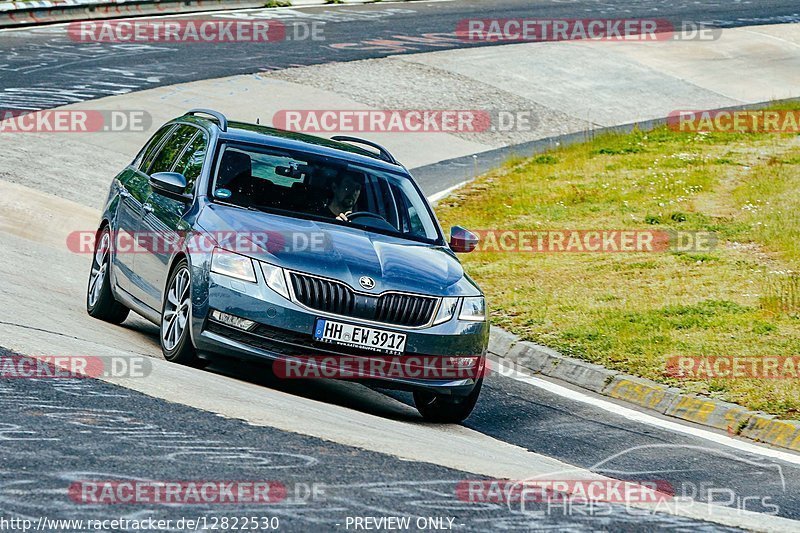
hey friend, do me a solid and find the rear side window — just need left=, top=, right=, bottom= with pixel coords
left=134, top=125, right=174, bottom=171
left=147, top=125, right=198, bottom=175
left=172, top=131, right=208, bottom=194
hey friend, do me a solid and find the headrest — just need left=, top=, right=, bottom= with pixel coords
left=218, top=150, right=252, bottom=187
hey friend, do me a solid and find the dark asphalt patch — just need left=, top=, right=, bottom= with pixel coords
left=1, top=0, right=799, bottom=111
left=385, top=370, right=800, bottom=521
left=0, top=346, right=740, bottom=532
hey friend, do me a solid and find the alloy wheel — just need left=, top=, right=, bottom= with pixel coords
left=162, top=267, right=191, bottom=351
left=88, top=231, right=111, bottom=308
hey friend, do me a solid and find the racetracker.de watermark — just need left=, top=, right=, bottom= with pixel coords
left=68, top=230, right=332, bottom=255
left=0, top=355, right=151, bottom=379
left=68, top=481, right=286, bottom=504
left=456, top=479, right=673, bottom=504
left=273, top=355, right=486, bottom=380
left=665, top=356, right=800, bottom=380
left=469, top=230, right=717, bottom=253
left=66, top=19, right=322, bottom=43
left=0, top=110, right=151, bottom=133
left=457, top=19, right=720, bottom=42
left=668, top=110, right=800, bottom=134
left=272, top=109, right=544, bottom=134
left=274, top=109, right=489, bottom=133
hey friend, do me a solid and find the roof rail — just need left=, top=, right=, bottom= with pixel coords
left=185, top=108, right=228, bottom=132
left=330, top=135, right=399, bottom=165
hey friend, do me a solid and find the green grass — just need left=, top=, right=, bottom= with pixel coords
left=436, top=103, right=800, bottom=418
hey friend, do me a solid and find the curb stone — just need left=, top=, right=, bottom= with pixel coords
left=489, top=327, right=800, bottom=453
left=543, top=355, right=617, bottom=394
left=664, top=395, right=758, bottom=434
left=604, top=375, right=681, bottom=414
left=742, top=417, right=800, bottom=450
left=506, top=341, right=551, bottom=373
left=487, top=327, right=516, bottom=358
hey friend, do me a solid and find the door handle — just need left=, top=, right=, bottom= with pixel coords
left=143, top=204, right=154, bottom=215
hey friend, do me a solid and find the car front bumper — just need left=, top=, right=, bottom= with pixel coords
left=191, top=272, right=489, bottom=396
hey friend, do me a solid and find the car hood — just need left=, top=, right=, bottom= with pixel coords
left=197, top=204, right=479, bottom=296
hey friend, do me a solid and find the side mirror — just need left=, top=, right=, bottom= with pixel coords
left=450, top=226, right=479, bottom=253
left=150, top=172, right=187, bottom=195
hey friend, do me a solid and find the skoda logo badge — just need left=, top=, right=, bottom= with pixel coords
left=359, top=276, right=376, bottom=290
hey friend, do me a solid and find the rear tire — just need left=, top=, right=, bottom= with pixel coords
left=414, top=379, right=483, bottom=423
left=86, top=226, right=129, bottom=324
left=160, top=259, right=200, bottom=366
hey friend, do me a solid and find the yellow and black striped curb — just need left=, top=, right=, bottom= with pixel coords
left=488, top=328, right=800, bottom=453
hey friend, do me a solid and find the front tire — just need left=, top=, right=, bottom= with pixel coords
left=86, top=226, right=129, bottom=324
left=160, top=259, right=199, bottom=365
left=414, top=379, right=483, bottom=423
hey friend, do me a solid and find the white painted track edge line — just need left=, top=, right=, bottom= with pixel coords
left=498, top=362, right=800, bottom=465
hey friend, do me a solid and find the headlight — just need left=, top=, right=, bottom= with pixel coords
left=261, top=262, right=290, bottom=300
left=211, top=248, right=256, bottom=282
left=433, top=297, right=459, bottom=325
left=459, top=296, right=486, bottom=321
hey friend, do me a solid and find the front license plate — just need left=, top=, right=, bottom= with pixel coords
left=313, top=319, right=407, bottom=354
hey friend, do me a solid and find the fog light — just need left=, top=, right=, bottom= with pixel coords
left=211, top=310, right=256, bottom=331
left=447, top=356, right=479, bottom=368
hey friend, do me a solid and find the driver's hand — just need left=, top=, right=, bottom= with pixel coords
left=336, top=211, right=352, bottom=222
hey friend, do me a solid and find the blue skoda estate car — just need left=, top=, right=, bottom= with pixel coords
left=87, top=109, right=488, bottom=422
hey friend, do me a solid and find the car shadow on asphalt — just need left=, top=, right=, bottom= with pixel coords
left=202, top=355, right=424, bottom=423
left=118, top=314, right=160, bottom=344
left=117, top=311, right=424, bottom=423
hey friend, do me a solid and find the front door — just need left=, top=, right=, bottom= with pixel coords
left=112, top=125, right=174, bottom=297
left=136, top=125, right=208, bottom=310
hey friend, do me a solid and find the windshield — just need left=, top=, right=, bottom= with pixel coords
left=210, top=143, right=442, bottom=243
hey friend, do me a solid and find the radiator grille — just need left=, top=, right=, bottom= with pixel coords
left=375, top=292, right=438, bottom=328
left=289, top=272, right=437, bottom=327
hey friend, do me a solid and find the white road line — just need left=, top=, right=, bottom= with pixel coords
left=499, top=363, right=800, bottom=465
left=427, top=179, right=469, bottom=205
left=743, top=27, right=800, bottom=49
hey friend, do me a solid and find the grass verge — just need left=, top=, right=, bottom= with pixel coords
left=435, top=104, right=800, bottom=418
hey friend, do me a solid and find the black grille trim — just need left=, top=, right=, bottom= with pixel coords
left=289, top=272, right=437, bottom=328
left=375, top=293, right=438, bottom=328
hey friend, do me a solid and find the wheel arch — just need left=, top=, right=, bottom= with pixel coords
left=167, top=251, right=189, bottom=278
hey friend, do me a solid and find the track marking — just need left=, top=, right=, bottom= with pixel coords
left=498, top=363, right=800, bottom=465
left=427, top=179, right=468, bottom=204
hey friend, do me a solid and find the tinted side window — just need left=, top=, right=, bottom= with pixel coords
left=135, top=125, right=174, bottom=171
left=390, top=182, right=425, bottom=236
left=147, top=125, right=198, bottom=175
left=172, top=131, right=208, bottom=194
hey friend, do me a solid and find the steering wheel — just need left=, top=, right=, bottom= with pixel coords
left=346, top=211, right=386, bottom=222
left=344, top=211, right=396, bottom=232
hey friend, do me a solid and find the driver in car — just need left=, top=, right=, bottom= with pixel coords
left=320, top=171, right=363, bottom=222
